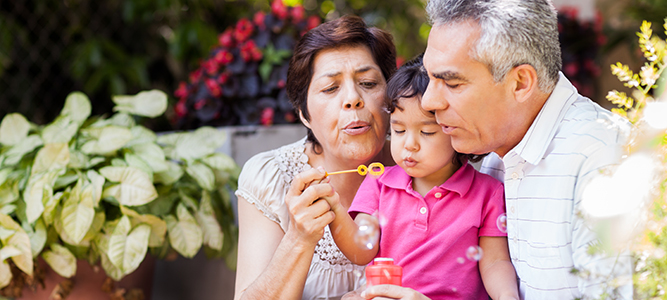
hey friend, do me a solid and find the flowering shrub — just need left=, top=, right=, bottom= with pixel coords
left=557, top=7, right=606, bottom=98
left=172, top=0, right=321, bottom=129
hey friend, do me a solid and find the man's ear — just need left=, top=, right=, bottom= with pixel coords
left=510, top=64, right=539, bottom=104
left=299, top=110, right=312, bottom=129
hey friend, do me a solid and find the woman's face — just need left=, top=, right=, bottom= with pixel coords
left=302, top=45, right=389, bottom=163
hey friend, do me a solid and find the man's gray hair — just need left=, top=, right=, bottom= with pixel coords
left=426, top=0, right=562, bottom=92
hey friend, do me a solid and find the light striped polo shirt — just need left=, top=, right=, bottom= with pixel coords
left=480, top=73, right=633, bottom=300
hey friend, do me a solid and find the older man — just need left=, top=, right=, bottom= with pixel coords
left=418, top=0, right=632, bottom=299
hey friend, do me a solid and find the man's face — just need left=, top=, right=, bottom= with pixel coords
left=422, top=21, right=519, bottom=156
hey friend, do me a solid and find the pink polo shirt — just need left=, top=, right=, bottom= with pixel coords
left=349, top=163, right=506, bottom=300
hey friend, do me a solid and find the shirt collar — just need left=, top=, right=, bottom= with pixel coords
left=379, top=163, right=476, bottom=197
left=510, top=72, right=579, bottom=165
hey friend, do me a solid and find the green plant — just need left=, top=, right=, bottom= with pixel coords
left=578, top=19, right=667, bottom=299
left=0, top=90, right=239, bottom=298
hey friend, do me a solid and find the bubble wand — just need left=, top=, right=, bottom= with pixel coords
left=325, top=162, right=385, bottom=177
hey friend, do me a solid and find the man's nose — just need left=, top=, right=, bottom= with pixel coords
left=421, top=81, right=448, bottom=112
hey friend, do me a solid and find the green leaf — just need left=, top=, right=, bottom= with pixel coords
left=185, top=162, right=215, bottom=191
left=86, top=170, right=105, bottom=207
left=31, top=143, right=70, bottom=175
left=25, top=219, right=47, bottom=258
left=60, top=92, right=92, bottom=123
left=202, top=153, right=237, bottom=171
left=166, top=203, right=202, bottom=258
left=196, top=191, right=223, bottom=251
left=3, top=135, right=43, bottom=166
left=125, top=125, right=157, bottom=148
left=81, top=126, right=132, bottom=155
left=0, top=169, right=11, bottom=187
left=0, top=113, right=30, bottom=146
left=108, top=112, right=135, bottom=128
left=131, top=143, right=168, bottom=173
left=112, top=90, right=168, bottom=118
left=154, top=160, right=184, bottom=185
left=96, top=233, right=124, bottom=281
left=108, top=215, right=131, bottom=270
left=121, top=206, right=166, bottom=247
left=158, top=127, right=227, bottom=161
left=41, top=116, right=79, bottom=144
left=124, top=153, right=153, bottom=182
left=100, top=166, right=158, bottom=206
left=0, top=213, right=33, bottom=275
left=107, top=215, right=150, bottom=275
left=42, top=191, right=64, bottom=226
left=42, top=243, right=77, bottom=278
left=0, top=259, right=11, bottom=289
left=0, top=245, right=22, bottom=261
left=24, top=170, right=61, bottom=224
left=61, top=183, right=95, bottom=244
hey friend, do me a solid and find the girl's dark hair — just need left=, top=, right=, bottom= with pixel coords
left=286, top=15, right=397, bottom=151
left=386, top=54, right=488, bottom=164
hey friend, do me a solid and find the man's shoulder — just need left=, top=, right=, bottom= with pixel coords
left=556, top=96, right=630, bottom=151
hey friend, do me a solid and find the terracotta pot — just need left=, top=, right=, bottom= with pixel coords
left=19, top=256, right=155, bottom=300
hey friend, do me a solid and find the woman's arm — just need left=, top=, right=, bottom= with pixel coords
left=478, top=236, right=519, bottom=300
left=234, top=168, right=336, bottom=300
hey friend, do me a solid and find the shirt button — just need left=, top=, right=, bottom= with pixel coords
left=419, top=207, right=427, bottom=214
left=512, top=172, right=519, bottom=180
left=434, top=192, right=443, bottom=198
left=513, top=237, right=518, bottom=243
left=511, top=206, right=515, bottom=213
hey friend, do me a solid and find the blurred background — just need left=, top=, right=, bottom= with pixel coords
left=1, top=0, right=666, bottom=132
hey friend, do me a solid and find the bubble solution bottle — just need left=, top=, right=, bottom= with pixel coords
left=365, top=257, right=402, bottom=287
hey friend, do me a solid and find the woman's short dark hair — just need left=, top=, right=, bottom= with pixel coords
left=286, top=15, right=397, bottom=150
left=386, top=54, right=487, bottom=164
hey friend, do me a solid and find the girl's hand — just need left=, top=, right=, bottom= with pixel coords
left=285, top=167, right=337, bottom=246
left=361, top=285, right=431, bottom=300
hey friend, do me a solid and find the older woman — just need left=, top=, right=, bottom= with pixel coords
left=233, top=15, right=397, bottom=300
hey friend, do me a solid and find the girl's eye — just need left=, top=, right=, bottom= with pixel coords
left=421, top=131, right=436, bottom=136
left=393, top=129, right=405, bottom=135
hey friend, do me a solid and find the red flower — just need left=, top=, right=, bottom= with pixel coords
left=260, top=107, right=275, bottom=126
left=203, top=59, right=219, bottom=76
left=240, top=40, right=261, bottom=62
left=271, top=0, right=288, bottom=20
left=217, top=72, right=230, bottom=84
left=306, top=15, right=320, bottom=31
left=175, top=98, right=188, bottom=117
left=291, top=5, right=305, bottom=24
left=174, top=82, right=188, bottom=98
left=396, top=56, right=405, bottom=68
left=214, top=50, right=234, bottom=65
left=254, top=11, right=266, bottom=30
left=205, top=79, right=222, bottom=97
left=189, top=69, right=202, bottom=82
left=218, top=28, right=235, bottom=48
left=563, top=62, right=579, bottom=76
left=284, top=111, right=296, bottom=123
left=194, top=99, right=206, bottom=110
left=277, top=79, right=285, bottom=89
left=234, top=18, right=254, bottom=42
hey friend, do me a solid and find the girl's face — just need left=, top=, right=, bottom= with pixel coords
left=390, top=97, right=457, bottom=183
left=302, top=45, right=389, bottom=164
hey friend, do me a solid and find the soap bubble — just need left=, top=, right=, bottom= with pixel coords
left=452, top=288, right=458, bottom=292
left=466, top=246, right=483, bottom=261
left=354, top=218, right=379, bottom=250
left=456, top=257, right=465, bottom=264
left=496, top=213, right=508, bottom=233
left=373, top=210, right=388, bottom=228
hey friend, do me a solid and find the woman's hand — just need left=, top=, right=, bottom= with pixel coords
left=285, top=167, right=338, bottom=246
left=359, top=285, right=431, bottom=300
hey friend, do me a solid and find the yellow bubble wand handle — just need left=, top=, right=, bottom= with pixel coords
left=325, top=162, right=385, bottom=177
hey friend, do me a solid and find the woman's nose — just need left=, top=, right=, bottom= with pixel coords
left=343, top=84, right=364, bottom=109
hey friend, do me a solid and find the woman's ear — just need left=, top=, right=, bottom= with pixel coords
left=510, top=64, right=539, bottom=104
left=299, top=110, right=312, bottom=129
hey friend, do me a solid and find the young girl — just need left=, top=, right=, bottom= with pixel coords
left=327, top=55, right=519, bottom=300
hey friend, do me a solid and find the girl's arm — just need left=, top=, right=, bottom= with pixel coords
left=479, top=236, right=520, bottom=300
left=234, top=168, right=336, bottom=300
left=327, top=201, right=378, bottom=265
